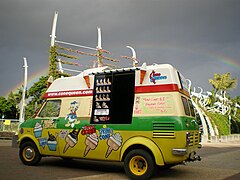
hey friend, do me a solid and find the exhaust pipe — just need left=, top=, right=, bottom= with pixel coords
left=187, top=151, right=201, bottom=162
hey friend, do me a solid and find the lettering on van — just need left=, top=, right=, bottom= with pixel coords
left=44, top=90, right=93, bottom=98
left=134, top=95, right=174, bottom=115
left=149, top=70, right=167, bottom=84
left=99, top=125, right=114, bottom=140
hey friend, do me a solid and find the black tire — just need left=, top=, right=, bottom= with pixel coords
left=124, top=149, right=156, bottom=180
left=19, top=141, right=42, bottom=166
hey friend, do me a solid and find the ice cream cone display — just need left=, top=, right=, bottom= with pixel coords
left=103, top=78, right=107, bottom=85
left=106, top=86, right=111, bottom=92
left=96, top=102, right=101, bottom=108
left=83, top=75, right=90, bottom=88
left=102, top=94, right=106, bottom=100
left=107, top=78, right=111, bottom=85
left=93, top=116, right=99, bottom=122
left=140, top=70, right=146, bottom=84
left=84, top=133, right=99, bottom=157
left=63, top=129, right=80, bottom=153
left=92, top=75, right=112, bottom=124
left=105, top=133, right=123, bottom=158
left=102, top=102, right=108, bottom=108
left=103, top=87, right=107, bottom=92
left=34, top=122, right=43, bottom=138
left=47, top=132, right=58, bottom=151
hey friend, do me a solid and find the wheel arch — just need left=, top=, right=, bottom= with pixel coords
left=18, top=135, right=40, bottom=151
left=120, top=136, right=165, bottom=166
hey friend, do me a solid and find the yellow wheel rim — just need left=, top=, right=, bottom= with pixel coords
left=129, top=155, right=148, bottom=176
left=22, top=146, right=35, bottom=162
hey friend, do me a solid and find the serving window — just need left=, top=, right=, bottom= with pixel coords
left=91, top=70, right=135, bottom=124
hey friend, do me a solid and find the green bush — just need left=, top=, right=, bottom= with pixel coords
left=206, top=112, right=230, bottom=135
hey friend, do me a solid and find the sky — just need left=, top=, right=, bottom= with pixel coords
left=0, top=0, right=239, bottom=98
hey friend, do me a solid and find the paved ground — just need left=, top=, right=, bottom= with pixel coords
left=1, top=140, right=240, bottom=180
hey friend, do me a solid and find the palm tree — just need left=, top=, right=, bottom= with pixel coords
left=209, top=72, right=237, bottom=99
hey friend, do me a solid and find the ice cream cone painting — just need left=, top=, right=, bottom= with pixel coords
left=140, top=62, right=147, bottom=84
left=83, top=75, right=90, bottom=88
left=81, top=125, right=99, bottom=157
left=63, top=129, right=80, bottom=153
left=34, top=122, right=43, bottom=138
left=105, top=133, right=123, bottom=158
left=140, top=70, right=146, bottom=84
left=84, top=133, right=99, bottom=157
left=47, top=132, right=58, bottom=151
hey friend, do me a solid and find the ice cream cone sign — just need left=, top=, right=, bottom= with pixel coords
left=105, top=133, right=123, bottom=158
left=140, top=70, right=146, bottom=84
left=140, top=63, right=147, bottom=84
left=63, top=129, right=80, bottom=153
left=84, top=133, right=99, bottom=157
left=83, top=73, right=90, bottom=88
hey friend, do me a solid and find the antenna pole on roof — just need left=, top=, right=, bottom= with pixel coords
left=97, top=27, right=103, bottom=67
left=58, top=58, right=64, bottom=78
left=50, top=11, right=58, bottom=47
left=126, top=46, right=138, bottom=67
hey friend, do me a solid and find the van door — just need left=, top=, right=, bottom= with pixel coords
left=36, top=99, right=61, bottom=156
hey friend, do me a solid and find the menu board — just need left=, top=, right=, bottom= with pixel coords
left=91, top=75, right=112, bottom=123
left=134, top=94, right=174, bottom=115
left=91, top=70, right=135, bottom=124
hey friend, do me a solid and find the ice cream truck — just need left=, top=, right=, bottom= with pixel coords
left=18, top=63, right=201, bottom=179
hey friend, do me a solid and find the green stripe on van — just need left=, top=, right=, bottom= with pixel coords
left=20, top=116, right=199, bottom=131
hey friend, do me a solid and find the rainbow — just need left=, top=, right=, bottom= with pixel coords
left=207, top=52, right=240, bottom=70
left=4, top=67, right=48, bottom=97
left=4, top=46, right=240, bottom=97
left=141, top=44, right=240, bottom=70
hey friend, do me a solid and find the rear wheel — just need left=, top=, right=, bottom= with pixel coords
left=19, top=141, right=42, bottom=166
left=124, top=149, right=156, bottom=180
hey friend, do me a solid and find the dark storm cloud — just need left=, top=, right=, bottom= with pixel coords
left=0, top=0, right=240, bottom=97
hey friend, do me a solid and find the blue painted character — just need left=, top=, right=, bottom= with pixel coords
left=65, top=101, right=80, bottom=128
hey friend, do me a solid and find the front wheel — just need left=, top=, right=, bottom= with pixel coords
left=124, top=149, right=156, bottom=180
left=19, top=141, right=42, bottom=166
